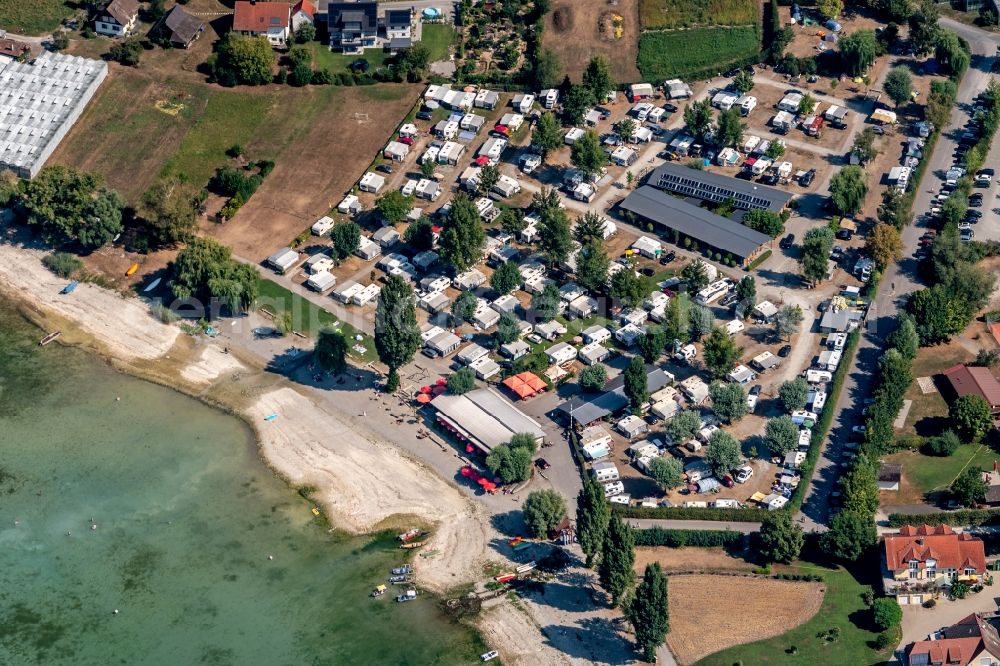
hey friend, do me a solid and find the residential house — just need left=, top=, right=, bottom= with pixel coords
left=95, top=0, right=139, bottom=37
left=234, top=0, right=291, bottom=47
left=290, top=0, right=315, bottom=32
left=383, top=9, right=412, bottom=49
left=328, top=1, right=378, bottom=53
left=161, top=5, right=205, bottom=48
left=943, top=364, right=1000, bottom=417
left=907, top=613, right=1000, bottom=666
left=883, top=524, right=987, bottom=603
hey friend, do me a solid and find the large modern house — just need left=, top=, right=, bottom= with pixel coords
left=883, top=524, right=987, bottom=605
left=328, top=2, right=378, bottom=53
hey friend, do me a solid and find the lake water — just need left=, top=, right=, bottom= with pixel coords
left=0, top=298, right=485, bottom=665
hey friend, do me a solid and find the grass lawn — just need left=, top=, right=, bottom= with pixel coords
left=637, top=26, right=760, bottom=81
left=310, top=42, right=393, bottom=73
left=887, top=443, right=997, bottom=500
left=639, top=0, right=758, bottom=30
left=258, top=280, right=376, bottom=363
left=698, top=562, right=883, bottom=665
left=0, top=0, right=72, bottom=35
left=421, top=24, right=455, bottom=61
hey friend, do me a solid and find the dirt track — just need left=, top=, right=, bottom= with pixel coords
left=543, top=0, right=641, bottom=84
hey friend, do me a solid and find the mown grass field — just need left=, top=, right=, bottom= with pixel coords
left=637, top=26, right=760, bottom=81
left=639, top=0, right=758, bottom=29
left=0, top=0, right=71, bottom=35
left=698, top=563, right=884, bottom=666
left=421, top=24, right=456, bottom=61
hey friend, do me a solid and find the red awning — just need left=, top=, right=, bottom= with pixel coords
left=416, top=394, right=431, bottom=404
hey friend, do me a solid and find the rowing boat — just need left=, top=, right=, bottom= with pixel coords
left=60, top=281, right=78, bottom=295
left=39, top=331, right=62, bottom=346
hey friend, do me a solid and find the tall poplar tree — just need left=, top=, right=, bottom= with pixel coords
left=599, top=514, right=636, bottom=606
left=576, top=476, right=611, bottom=567
left=375, top=275, right=421, bottom=391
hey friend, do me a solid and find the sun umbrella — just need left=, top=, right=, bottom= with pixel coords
left=416, top=394, right=431, bottom=404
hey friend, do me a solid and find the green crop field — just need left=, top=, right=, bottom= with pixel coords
left=0, top=0, right=72, bottom=35
left=639, top=0, right=758, bottom=30
left=637, top=26, right=760, bottom=81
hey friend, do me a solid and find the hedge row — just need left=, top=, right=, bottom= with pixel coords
left=887, top=509, right=1000, bottom=528
left=788, top=327, right=862, bottom=511
left=614, top=505, right=771, bottom=522
left=633, top=527, right=746, bottom=548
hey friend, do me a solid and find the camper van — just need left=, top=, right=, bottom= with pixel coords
left=592, top=462, right=620, bottom=483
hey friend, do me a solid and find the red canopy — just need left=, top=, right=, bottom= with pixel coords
left=419, top=385, right=432, bottom=394
left=474, top=156, right=490, bottom=166
left=416, top=394, right=431, bottom=404
left=435, top=378, right=447, bottom=386
left=502, top=372, right=548, bottom=400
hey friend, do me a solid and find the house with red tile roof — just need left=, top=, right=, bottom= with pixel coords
left=233, top=1, right=291, bottom=48
left=907, top=613, right=1000, bottom=666
left=883, top=524, right=987, bottom=604
left=943, top=364, right=1000, bottom=417
left=291, top=1, right=316, bottom=32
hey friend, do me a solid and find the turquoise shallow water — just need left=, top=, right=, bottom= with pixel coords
left=0, top=299, right=484, bottom=665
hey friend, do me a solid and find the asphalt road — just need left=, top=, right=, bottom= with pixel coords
left=796, top=19, right=1000, bottom=531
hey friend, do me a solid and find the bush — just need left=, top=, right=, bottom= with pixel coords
left=150, top=303, right=180, bottom=323
left=633, top=528, right=744, bottom=549
left=888, top=509, right=1000, bottom=527
left=615, top=505, right=771, bottom=522
left=876, top=625, right=901, bottom=651
left=925, top=430, right=961, bottom=456
left=873, top=597, right=902, bottom=630
left=42, top=252, right=83, bottom=278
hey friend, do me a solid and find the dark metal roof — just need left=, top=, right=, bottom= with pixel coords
left=164, top=5, right=204, bottom=45
left=619, top=186, right=771, bottom=261
left=557, top=365, right=671, bottom=425
left=388, top=36, right=412, bottom=49
left=328, top=1, right=377, bottom=30
left=386, top=9, right=411, bottom=27
left=649, top=162, right=793, bottom=213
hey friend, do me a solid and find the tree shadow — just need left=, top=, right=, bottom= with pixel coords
left=539, top=617, right=634, bottom=664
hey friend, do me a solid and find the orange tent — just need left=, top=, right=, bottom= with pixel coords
left=502, top=372, right=547, bottom=400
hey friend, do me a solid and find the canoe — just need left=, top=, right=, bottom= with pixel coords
left=264, top=414, right=278, bottom=422
left=143, top=277, right=161, bottom=293
left=60, top=281, right=78, bottom=295
left=39, top=331, right=62, bottom=346
left=400, top=541, right=425, bottom=550
left=126, top=263, right=139, bottom=276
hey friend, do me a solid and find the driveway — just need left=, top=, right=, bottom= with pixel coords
left=796, top=19, right=1000, bottom=529
left=896, top=590, right=1000, bottom=662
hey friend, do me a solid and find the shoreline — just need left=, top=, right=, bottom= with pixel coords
left=0, top=241, right=583, bottom=664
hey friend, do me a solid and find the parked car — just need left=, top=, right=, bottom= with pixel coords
left=535, top=458, right=552, bottom=470
left=720, top=292, right=739, bottom=307
left=658, top=250, right=677, bottom=265
left=735, top=466, right=754, bottom=483
left=799, top=168, right=816, bottom=187
left=966, top=209, right=983, bottom=219
left=721, top=474, right=735, bottom=488
left=749, top=384, right=762, bottom=396
left=778, top=345, right=792, bottom=357
left=416, top=110, right=433, bottom=121
left=852, top=425, right=867, bottom=434
left=836, top=229, right=853, bottom=241
left=376, top=164, right=393, bottom=174
left=779, top=233, right=795, bottom=250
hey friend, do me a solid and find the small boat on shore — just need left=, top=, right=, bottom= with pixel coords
left=389, top=575, right=413, bottom=584
left=396, top=589, right=417, bottom=603
left=126, top=263, right=139, bottom=277
left=481, top=651, right=500, bottom=662
left=400, top=541, right=425, bottom=550
left=371, top=584, right=387, bottom=598
left=143, top=277, right=161, bottom=293
left=390, top=565, right=412, bottom=575
left=39, top=331, right=62, bottom=346
left=60, top=281, right=78, bottom=295
left=397, top=528, right=421, bottom=542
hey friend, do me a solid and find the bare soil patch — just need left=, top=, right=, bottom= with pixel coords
left=635, top=546, right=755, bottom=573
left=667, top=574, right=824, bottom=665
left=543, top=0, right=641, bottom=83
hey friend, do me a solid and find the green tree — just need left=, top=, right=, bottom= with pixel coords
left=743, top=209, right=784, bottom=238
left=330, top=222, right=361, bottom=260
left=716, top=107, right=745, bottom=148
left=490, top=260, right=521, bottom=295
left=170, top=237, right=259, bottom=313
left=709, top=381, right=748, bottom=423
left=314, top=327, right=348, bottom=374
left=765, top=140, right=786, bottom=160
left=822, top=510, right=877, bottom=561
left=574, top=211, right=606, bottom=245
left=500, top=207, right=528, bottom=236
left=295, top=22, right=316, bottom=44
left=840, top=455, right=880, bottom=515
left=909, top=0, right=941, bottom=55
left=702, top=327, right=742, bottom=378
left=438, top=193, right=485, bottom=272
left=735, top=276, right=757, bottom=319
left=16, top=165, right=124, bottom=249
left=705, top=430, right=742, bottom=477
left=872, top=598, right=903, bottom=631
left=953, top=466, right=988, bottom=507
left=610, top=268, right=646, bottom=308
left=212, top=34, right=275, bottom=86
left=683, top=98, right=713, bottom=139
left=562, top=84, right=595, bottom=126
left=78, top=189, right=125, bottom=250
left=800, top=227, right=834, bottom=285
left=531, top=283, right=561, bottom=322
left=765, top=416, right=799, bottom=456
left=533, top=47, right=562, bottom=89
left=797, top=93, right=816, bottom=115
left=648, top=457, right=684, bottom=491
left=681, top=260, right=710, bottom=291
left=772, top=303, right=803, bottom=341
left=136, top=178, right=199, bottom=247
left=927, top=430, right=962, bottom=456
left=108, top=38, right=143, bottom=66
left=732, top=70, right=754, bottom=94
left=538, top=205, right=574, bottom=268
left=478, top=164, right=500, bottom=196
left=447, top=367, right=476, bottom=395
left=374, top=275, right=421, bottom=391
left=779, top=377, right=809, bottom=412
left=522, top=489, right=567, bottom=538
left=487, top=444, right=534, bottom=484
left=577, top=476, right=612, bottom=567
left=877, top=186, right=911, bottom=229
left=42, top=252, right=82, bottom=278
left=830, top=166, right=868, bottom=215
left=637, top=327, right=667, bottom=363
left=495, top=311, right=520, bottom=345
left=452, top=290, right=477, bottom=323
left=617, top=117, right=637, bottom=143
left=818, top=0, right=843, bottom=19
left=599, top=514, right=636, bottom=607
left=665, top=410, right=701, bottom=443
left=576, top=240, right=610, bottom=294
left=838, top=29, right=879, bottom=76
left=626, top=563, right=670, bottom=662
left=950, top=395, right=994, bottom=441
left=936, top=29, right=970, bottom=77
left=532, top=112, right=563, bottom=157
left=580, top=364, right=608, bottom=392
left=852, top=127, right=878, bottom=166
left=884, top=67, right=913, bottom=108
left=582, top=54, right=615, bottom=102
left=867, top=223, right=902, bottom=270
left=624, top=356, right=650, bottom=412
left=570, top=130, right=608, bottom=178
left=397, top=42, right=431, bottom=81
left=688, top=305, right=714, bottom=341
left=906, top=285, right=971, bottom=345
left=664, top=294, right=691, bottom=346
left=757, top=512, right=804, bottom=563
left=404, top=216, right=435, bottom=252
left=377, top=190, right=413, bottom=225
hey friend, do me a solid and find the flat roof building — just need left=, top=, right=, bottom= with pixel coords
left=433, top=388, right=545, bottom=454
left=647, top=162, right=793, bottom=213
left=0, top=53, right=109, bottom=179
left=620, top=185, right=772, bottom=266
